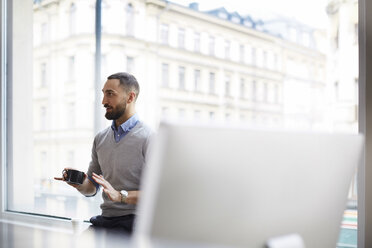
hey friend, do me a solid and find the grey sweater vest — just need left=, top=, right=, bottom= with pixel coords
left=87, top=121, right=153, bottom=217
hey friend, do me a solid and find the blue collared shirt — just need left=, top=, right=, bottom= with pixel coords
left=111, top=113, right=139, bottom=143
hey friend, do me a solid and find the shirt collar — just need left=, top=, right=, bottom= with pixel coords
left=111, top=113, right=139, bottom=132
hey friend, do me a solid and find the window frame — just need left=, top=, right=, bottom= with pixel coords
left=0, top=0, right=72, bottom=228
left=1, top=1, right=372, bottom=247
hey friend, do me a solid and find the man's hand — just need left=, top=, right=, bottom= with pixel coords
left=92, top=173, right=139, bottom=204
left=54, top=168, right=85, bottom=189
left=92, top=173, right=121, bottom=202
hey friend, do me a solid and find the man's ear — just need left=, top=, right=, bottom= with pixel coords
left=127, top=91, right=136, bottom=103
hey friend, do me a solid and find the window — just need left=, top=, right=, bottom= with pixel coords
left=225, top=76, right=231, bottom=97
left=161, top=107, right=169, bottom=119
left=40, top=62, right=47, bottom=87
left=67, top=151, right=75, bottom=168
left=240, top=78, right=245, bottom=99
left=239, top=44, right=245, bottom=63
left=69, top=3, right=76, bottom=35
left=209, top=36, right=215, bottom=56
left=274, top=53, right=278, bottom=70
left=194, top=32, right=200, bottom=52
left=178, top=66, right=185, bottom=90
left=41, top=23, right=48, bottom=43
left=161, top=63, right=169, bottom=87
left=178, top=28, right=185, bottom=49
left=194, top=110, right=201, bottom=120
left=209, top=72, right=215, bottom=94
left=263, top=82, right=268, bottom=102
left=126, top=3, right=134, bottom=36
left=274, top=84, right=279, bottom=103
left=251, top=80, right=257, bottom=101
left=251, top=47, right=256, bottom=65
left=39, top=151, right=48, bottom=181
left=3, top=2, right=360, bottom=245
left=160, top=24, right=169, bottom=45
left=40, top=106, right=47, bottom=130
left=68, top=56, right=75, bottom=81
left=178, top=108, right=186, bottom=119
left=263, top=51, right=268, bottom=68
left=126, top=56, right=134, bottom=74
left=225, top=40, right=230, bottom=59
left=194, top=69, right=201, bottom=92
left=335, top=81, right=339, bottom=100
left=66, top=102, right=76, bottom=128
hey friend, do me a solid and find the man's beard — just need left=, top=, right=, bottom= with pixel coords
left=104, top=101, right=126, bottom=120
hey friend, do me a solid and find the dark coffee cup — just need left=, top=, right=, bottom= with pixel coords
left=62, top=169, right=85, bottom=185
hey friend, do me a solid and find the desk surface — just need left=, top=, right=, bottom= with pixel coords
left=0, top=218, right=233, bottom=248
left=0, top=218, right=133, bottom=248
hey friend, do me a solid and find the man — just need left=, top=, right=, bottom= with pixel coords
left=55, top=72, right=153, bottom=233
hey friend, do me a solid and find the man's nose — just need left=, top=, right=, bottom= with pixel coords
left=102, top=96, right=107, bottom=105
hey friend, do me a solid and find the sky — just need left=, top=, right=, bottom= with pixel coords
left=170, top=0, right=329, bottom=29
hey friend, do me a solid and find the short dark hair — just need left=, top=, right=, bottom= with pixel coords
left=107, top=72, right=140, bottom=101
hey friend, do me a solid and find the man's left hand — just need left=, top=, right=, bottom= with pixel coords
left=92, top=173, right=121, bottom=202
left=92, top=173, right=139, bottom=204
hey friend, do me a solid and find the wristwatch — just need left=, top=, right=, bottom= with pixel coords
left=120, top=190, right=128, bottom=203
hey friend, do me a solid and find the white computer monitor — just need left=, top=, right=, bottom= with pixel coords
left=136, top=122, right=363, bottom=248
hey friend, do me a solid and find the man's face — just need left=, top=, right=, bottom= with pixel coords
left=102, top=79, right=127, bottom=120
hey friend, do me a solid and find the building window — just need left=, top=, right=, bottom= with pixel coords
left=225, top=40, right=230, bottom=59
left=66, top=102, right=75, bottom=128
left=209, top=72, right=215, bottom=94
left=194, top=69, right=201, bottom=92
left=40, top=151, right=48, bottom=180
left=209, top=111, right=215, bottom=120
left=239, top=44, right=245, bottom=63
left=252, top=80, right=257, bottom=101
left=161, top=63, right=169, bottom=87
left=274, top=84, right=279, bottom=103
left=263, top=82, right=268, bottom=102
left=178, top=66, right=185, bottom=90
left=194, top=32, right=200, bottom=52
left=126, top=3, right=134, bottom=36
left=251, top=47, right=256, bottom=65
left=274, top=54, right=279, bottom=70
left=209, top=36, right=215, bottom=56
left=40, top=106, right=47, bottom=130
left=178, top=28, right=185, bottom=49
left=335, top=81, right=339, bottom=100
left=194, top=110, right=201, bottom=120
left=178, top=108, right=186, bottom=119
left=126, top=56, right=134, bottom=73
left=161, top=107, right=169, bottom=118
left=67, top=150, right=75, bottom=167
left=41, top=62, right=47, bottom=87
left=41, top=23, right=48, bottom=43
left=240, top=78, right=245, bottom=99
left=225, top=76, right=231, bottom=97
left=68, top=56, right=75, bottom=81
left=69, top=3, right=76, bottom=36
left=263, top=51, right=268, bottom=68
left=160, top=24, right=169, bottom=45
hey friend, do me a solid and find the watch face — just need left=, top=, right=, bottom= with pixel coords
left=120, top=190, right=128, bottom=203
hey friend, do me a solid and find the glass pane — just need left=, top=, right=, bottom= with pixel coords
left=8, top=1, right=358, bottom=246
